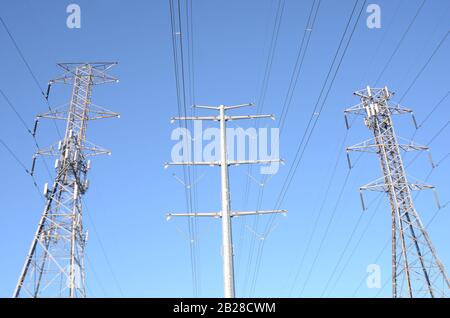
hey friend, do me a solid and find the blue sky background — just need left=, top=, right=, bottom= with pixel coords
left=0, top=0, right=449, bottom=298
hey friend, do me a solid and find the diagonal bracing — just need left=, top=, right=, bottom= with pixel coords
left=13, top=62, right=119, bottom=298
left=345, top=86, right=449, bottom=298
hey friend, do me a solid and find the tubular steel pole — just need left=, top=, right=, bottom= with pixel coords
left=219, top=105, right=235, bottom=298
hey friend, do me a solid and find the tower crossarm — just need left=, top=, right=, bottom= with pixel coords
left=14, top=62, right=119, bottom=298
left=166, top=210, right=287, bottom=220
left=345, top=85, right=450, bottom=298
left=167, top=103, right=286, bottom=298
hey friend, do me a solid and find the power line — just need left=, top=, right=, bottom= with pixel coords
left=373, top=0, right=426, bottom=86
left=417, top=91, right=449, bottom=129
left=326, top=195, right=384, bottom=296
left=0, top=138, right=31, bottom=175
left=166, top=103, right=285, bottom=298
left=279, top=0, right=321, bottom=132
left=0, top=88, right=32, bottom=134
left=286, top=131, right=351, bottom=296
left=238, top=0, right=286, bottom=295
left=0, top=16, right=46, bottom=97
left=320, top=193, right=382, bottom=296
left=0, top=14, right=62, bottom=139
left=169, top=0, right=200, bottom=296
left=13, top=62, right=120, bottom=298
left=298, top=170, right=352, bottom=296
left=284, top=0, right=403, bottom=296
left=345, top=86, right=449, bottom=298
left=185, top=0, right=202, bottom=297
left=244, top=0, right=322, bottom=296
left=0, top=87, right=54, bottom=180
left=273, top=0, right=366, bottom=213
left=250, top=0, right=366, bottom=296
left=398, top=29, right=450, bottom=103
left=346, top=125, right=450, bottom=297
left=0, top=138, right=43, bottom=201
left=83, top=199, right=125, bottom=297
left=255, top=0, right=286, bottom=115
left=317, top=5, right=450, bottom=297
left=84, top=253, right=108, bottom=297
left=321, top=63, right=450, bottom=300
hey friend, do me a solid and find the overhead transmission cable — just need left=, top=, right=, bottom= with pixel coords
left=250, top=0, right=366, bottom=296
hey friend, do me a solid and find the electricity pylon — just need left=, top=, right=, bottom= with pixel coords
left=166, top=103, right=286, bottom=298
left=345, top=86, right=449, bottom=298
left=14, top=62, right=119, bottom=298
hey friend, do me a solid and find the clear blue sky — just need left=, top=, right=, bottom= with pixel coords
left=0, top=0, right=449, bottom=298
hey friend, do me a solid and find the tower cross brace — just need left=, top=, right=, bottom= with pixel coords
left=14, top=62, right=119, bottom=298
left=345, top=86, right=450, bottom=298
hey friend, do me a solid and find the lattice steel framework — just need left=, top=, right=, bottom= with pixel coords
left=345, top=86, right=449, bottom=298
left=14, top=62, right=119, bottom=298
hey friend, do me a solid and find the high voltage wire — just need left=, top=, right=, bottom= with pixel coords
left=288, top=0, right=448, bottom=296
left=298, top=171, right=352, bottom=296
left=83, top=199, right=125, bottom=297
left=1, top=0, right=448, bottom=298
left=238, top=3, right=283, bottom=251
left=0, top=89, right=119, bottom=295
left=398, top=29, right=450, bottom=103
left=1, top=86, right=123, bottom=298
left=185, top=0, right=202, bottom=297
left=279, top=0, right=321, bottom=132
left=243, top=0, right=321, bottom=297
left=84, top=253, right=108, bottom=297
left=284, top=0, right=406, bottom=293
left=319, top=90, right=449, bottom=298
left=373, top=0, right=426, bottom=86
left=0, top=88, right=32, bottom=135
left=284, top=0, right=401, bottom=295
left=417, top=91, right=449, bottom=129
left=285, top=0, right=404, bottom=297
left=180, top=0, right=201, bottom=297
left=360, top=0, right=404, bottom=86
left=239, top=0, right=285, bottom=240
left=0, top=16, right=46, bottom=97
left=320, top=69, right=449, bottom=299
left=0, top=87, right=54, bottom=180
left=169, top=0, right=200, bottom=296
left=0, top=138, right=45, bottom=207
left=253, top=0, right=362, bottom=296
left=272, top=0, right=366, bottom=212
left=347, top=122, right=450, bottom=297
left=0, top=15, right=62, bottom=139
left=1, top=14, right=124, bottom=298
left=170, top=0, right=198, bottom=296
left=0, top=139, right=31, bottom=177
left=326, top=195, right=384, bottom=296
left=320, top=193, right=383, bottom=297
left=248, top=0, right=366, bottom=297
left=352, top=188, right=450, bottom=297
left=0, top=15, right=58, bottom=181
left=406, top=119, right=450, bottom=167
left=286, top=131, right=352, bottom=296
left=239, top=0, right=286, bottom=297
left=254, top=0, right=286, bottom=115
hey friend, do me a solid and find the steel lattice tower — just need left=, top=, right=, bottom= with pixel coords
left=345, top=86, right=450, bottom=298
left=14, top=62, right=119, bottom=298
